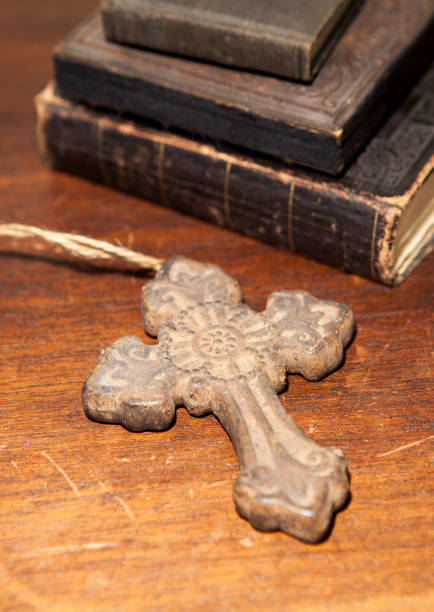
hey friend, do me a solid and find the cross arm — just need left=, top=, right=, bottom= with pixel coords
left=141, top=256, right=243, bottom=336
left=83, top=335, right=175, bottom=431
left=265, top=290, right=355, bottom=381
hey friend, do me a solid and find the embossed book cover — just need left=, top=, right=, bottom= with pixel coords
left=54, top=0, right=434, bottom=174
left=101, top=0, right=362, bottom=81
left=36, top=64, right=434, bottom=285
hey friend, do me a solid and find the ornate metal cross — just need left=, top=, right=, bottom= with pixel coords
left=83, top=257, right=354, bottom=542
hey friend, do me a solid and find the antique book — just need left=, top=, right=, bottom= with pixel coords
left=54, top=1, right=434, bottom=175
left=36, top=66, right=434, bottom=285
left=100, top=0, right=361, bottom=82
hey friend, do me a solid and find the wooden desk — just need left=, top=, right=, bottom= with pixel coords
left=1, top=2, right=433, bottom=610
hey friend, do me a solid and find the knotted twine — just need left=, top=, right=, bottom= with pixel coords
left=0, top=223, right=164, bottom=273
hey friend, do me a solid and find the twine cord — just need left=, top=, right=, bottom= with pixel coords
left=0, top=223, right=165, bottom=272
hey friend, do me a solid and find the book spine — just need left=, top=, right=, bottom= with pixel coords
left=101, top=0, right=363, bottom=82
left=35, top=89, right=397, bottom=284
left=100, top=0, right=311, bottom=81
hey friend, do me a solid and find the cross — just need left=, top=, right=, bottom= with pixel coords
left=83, top=256, right=354, bottom=542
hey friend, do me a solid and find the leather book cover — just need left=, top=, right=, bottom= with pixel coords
left=54, top=0, right=434, bottom=175
left=100, top=0, right=361, bottom=82
left=36, top=63, right=434, bottom=285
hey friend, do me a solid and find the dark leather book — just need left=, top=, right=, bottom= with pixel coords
left=54, top=1, right=434, bottom=175
left=100, top=0, right=361, bottom=82
left=36, top=64, right=434, bottom=285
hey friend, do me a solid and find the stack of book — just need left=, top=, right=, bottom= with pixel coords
left=36, top=0, right=434, bottom=285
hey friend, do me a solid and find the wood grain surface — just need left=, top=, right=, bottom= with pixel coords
left=1, top=2, right=433, bottom=610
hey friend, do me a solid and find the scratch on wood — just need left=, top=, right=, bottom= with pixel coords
left=355, top=319, right=411, bottom=410
left=99, top=481, right=134, bottom=521
left=358, top=341, right=390, bottom=392
left=203, top=479, right=232, bottom=489
left=114, top=495, right=135, bottom=521
left=21, top=542, right=119, bottom=557
left=239, top=537, right=255, bottom=548
left=11, top=460, right=19, bottom=470
left=224, top=160, right=232, bottom=226
left=288, top=182, right=295, bottom=252
left=41, top=450, right=81, bottom=497
left=378, top=435, right=434, bottom=457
